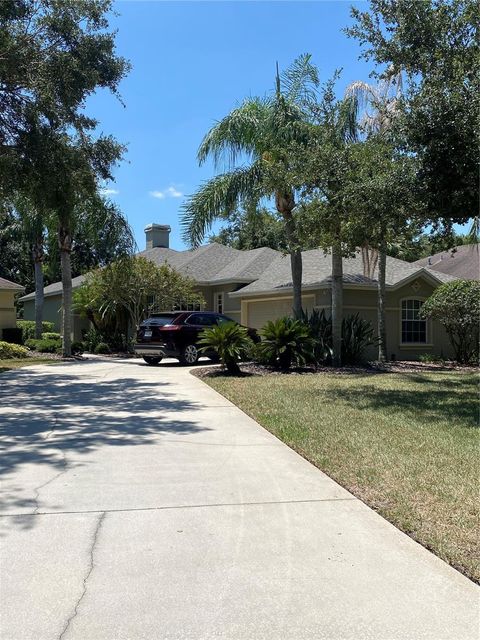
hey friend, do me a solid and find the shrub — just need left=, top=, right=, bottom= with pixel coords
left=17, top=320, right=55, bottom=342
left=259, top=317, right=313, bottom=370
left=26, top=337, right=62, bottom=353
left=2, top=327, right=23, bottom=345
left=94, top=342, right=111, bottom=354
left=300, top=309, right=333, bottom=363
left=419, top=353, right=444, bottom=364
left=0, top=341, right=29, bottom=359
left=41, top=332, right=61, bottom=340
left=83, top=327, right=104, bottom=352
left=198, top=322, right=253, bottom=374
left=341, top=313, right=378, bottom=365
left=420, top=280, right=480, bottom=364
left=71, top=341, right=84, bottom=355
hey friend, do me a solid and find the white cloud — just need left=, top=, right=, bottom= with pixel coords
left=100, top=188, right=119, bottom=196
left=149, top=185, right=183, bottom=199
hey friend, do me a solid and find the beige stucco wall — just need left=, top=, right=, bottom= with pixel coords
left=0, top=290, right=18, bottom=334
left=236, top=277, right=454, bottom=361
left=23, top=295, right=88, bottom=342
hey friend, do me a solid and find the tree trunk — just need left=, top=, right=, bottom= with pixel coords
left=32, top=242, right=44, bottom=340
left=331, top=239, right=343, bottom=367
left=277, top=191, right=302, bottom=318
left=377, top=244, right=387, bottom=362
left=59, top=226, right=73, bottom=357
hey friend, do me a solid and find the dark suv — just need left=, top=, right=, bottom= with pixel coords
left=134, top=311, right=259, bottom=365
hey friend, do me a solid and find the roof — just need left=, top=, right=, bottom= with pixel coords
left=20, top=244, right=281, bottom=301
left=414, top=244, right=480, bottom=280
left=230, top=248, right=456, bottom=298
left=0, top=277, right=25, bottom=292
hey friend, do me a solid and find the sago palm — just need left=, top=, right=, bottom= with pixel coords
left=181, top=55, right=319, bottom=318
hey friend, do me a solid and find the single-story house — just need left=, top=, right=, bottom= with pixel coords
left=0, top=277, right=24, bottom=337
left=20, top=223, right=475, bottom=360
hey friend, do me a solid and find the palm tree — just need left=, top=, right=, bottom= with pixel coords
left=181, top=55, right=319, bottom=318
left=345, top=72, right=402, bottom=362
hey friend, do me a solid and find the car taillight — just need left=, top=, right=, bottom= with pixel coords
left=159, top=324, right=181, bottom=331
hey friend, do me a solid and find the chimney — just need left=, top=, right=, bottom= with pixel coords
left=145, top=223, right=171, bottom=249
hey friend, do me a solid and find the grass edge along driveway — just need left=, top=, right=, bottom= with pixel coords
left=202, top=370, right=479, bottom=583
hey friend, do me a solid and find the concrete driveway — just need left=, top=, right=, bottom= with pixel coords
left=0, top=358, right=478, bottom=639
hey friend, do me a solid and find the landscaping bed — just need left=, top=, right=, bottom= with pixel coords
left=199, top=367, right=479, bottom=583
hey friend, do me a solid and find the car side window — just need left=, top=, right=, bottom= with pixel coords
left=186, top=314, right=216, bottom=326
left=217, top=315, right=236, bottom=325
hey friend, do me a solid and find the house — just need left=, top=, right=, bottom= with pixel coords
left=414, top=244, right=480, bottom=280
left=0, top=277, right=24, bottom=337
left=20, top=222, right=469, bottom=359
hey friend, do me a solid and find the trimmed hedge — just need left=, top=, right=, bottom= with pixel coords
left=17, top=320, right=55, bottom=342
left=94, top=342, right=111, bottom=354
left=25, top=337, right=62, bottom=353
left=0, top=341, right=29, bottom=359
left=42, top=332, right=61, bottom=340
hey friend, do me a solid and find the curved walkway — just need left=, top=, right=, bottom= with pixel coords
left=0, top=358, right=478, bottom=639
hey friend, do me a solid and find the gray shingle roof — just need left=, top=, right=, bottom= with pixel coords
left=230, top=248, right=455, bottom=297
left=414, top=244, right=480, bottom=280
left=19, top=244, right=280, bottom=301
left=0, top=277, right=24, bottom=291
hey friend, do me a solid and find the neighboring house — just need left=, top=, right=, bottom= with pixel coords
left=0, top=277, right=24, bottom=337
left=414, top=244, right=480, bottom=281
left=20, top=223, right=470, bottom=359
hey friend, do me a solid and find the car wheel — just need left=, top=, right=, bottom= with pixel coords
left=143, top=356, right=162, bottom=365
left=179, top=344, right=199, bottom=365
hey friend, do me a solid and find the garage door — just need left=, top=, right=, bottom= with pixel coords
left=247, top=296, right=315, bottom=330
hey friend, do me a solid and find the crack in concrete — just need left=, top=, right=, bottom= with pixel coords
left=58, top=511, right=106, bottom=640
left=32, top=413, right=69, bottom=515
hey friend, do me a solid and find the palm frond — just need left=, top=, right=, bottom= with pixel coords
left=197, top=98, right=271, bottom=169
left=280, top=53, right=319, bottom=106
left=181, top=163, right=265, bottom=247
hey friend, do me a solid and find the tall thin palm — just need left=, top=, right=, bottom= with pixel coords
left=345, top=72, right=402, bottom=362
left=181, top=54, right=319, bottom=318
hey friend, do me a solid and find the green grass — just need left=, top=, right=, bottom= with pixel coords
left=204, top=371, right=479, bottom=582
left=0, top=358, right=60, bottom=373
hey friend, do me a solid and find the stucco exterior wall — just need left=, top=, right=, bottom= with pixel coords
left=0, top=290, right=17, bottom=334
left=23, top=295, right=88, bottom=342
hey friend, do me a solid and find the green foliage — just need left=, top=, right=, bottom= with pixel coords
left=0, top=341, right=28, bottom=359
left=341, top=313, right=378, bottom=365
left=74, top=256, right=204, bottom=331
left=346, top=0, right=479, bottom=224
left=259, top=317, right=313, bottom=370
left=210, top=205, right=287, bottom=251
left=17, top=320, right=54, bottom=342
left=94, top=342, right=111, bottom=354
left=41, top=332, right=61, bottom=341
left=419, top=353, right=445, bottom=364
left=25, top=337, right=62, bottom=353
left=71, top=341, right=84, bottom=356
left=420, top=280, right=480, bottom=364
left=2, top=327, right=23, bottom=345
left=300, top=310, right=377, bottom=365
left=198, top=323, right=253, bottom=375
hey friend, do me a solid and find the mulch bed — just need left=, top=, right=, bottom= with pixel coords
left=193, top=360, right=478, bottom=379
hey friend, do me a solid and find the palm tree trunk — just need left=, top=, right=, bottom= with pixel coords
left=32, top=242, right=44, bottom=340
left=377, top=244, right=387, bottom=362
left=331, top=239, right=343, bottom=366
left=278, top=191, right=302, bottom=318
left=59, top=225, right=73, bottom=357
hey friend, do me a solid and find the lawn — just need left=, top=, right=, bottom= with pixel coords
left=0, top=358, right=60, bottom=373
left=204, top=370, right=479, bottom=583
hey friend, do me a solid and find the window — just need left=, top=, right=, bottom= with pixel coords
left=401, top=299, right=427, bottom=343
left=214, top=292, right=224, bottom=314
left=186, top=314, right=216, bottom=326
left=217, top=315, right=236, bottom=325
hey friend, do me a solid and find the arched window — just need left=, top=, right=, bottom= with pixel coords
left=401, top=299, right=427, bottom=343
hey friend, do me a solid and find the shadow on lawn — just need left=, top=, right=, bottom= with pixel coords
left=0, top=366, right=209, bottom=523
left=327, top=373, right=479, bottom=427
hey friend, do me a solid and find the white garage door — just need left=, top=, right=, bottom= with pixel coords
left=247, top=296, right=315, bottom=330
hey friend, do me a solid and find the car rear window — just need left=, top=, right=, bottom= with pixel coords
left=141, top=315, right=178, bottom=326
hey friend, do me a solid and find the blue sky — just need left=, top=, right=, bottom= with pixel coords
left=87, top=1, right=383, bottom=251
